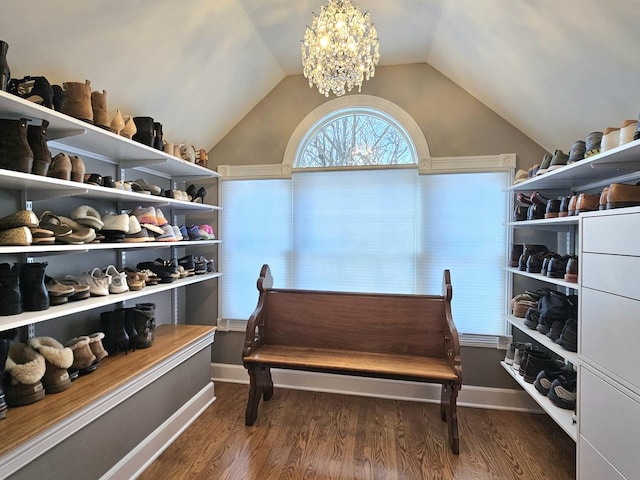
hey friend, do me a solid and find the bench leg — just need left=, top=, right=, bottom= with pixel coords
left=245, top=365, right=274, bottom=426
left=440, top=383, right=460, bottom=454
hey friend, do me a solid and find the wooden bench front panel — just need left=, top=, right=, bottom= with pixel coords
left=262, top=290, right=448, bottom=358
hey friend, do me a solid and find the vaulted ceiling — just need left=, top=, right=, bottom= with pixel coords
left=2, top=0, right=639, bottom=154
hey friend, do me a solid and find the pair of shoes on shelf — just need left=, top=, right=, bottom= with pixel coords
left=0, top=210, right=42, bottom=246
left=40, top=211, right=96, bottom=244
left=197, top=224, right=215, bottom=240
left=65, top=333, right=108, bottom=377
left=534, top=369, right=577, bottom=410
left=48, top=153, right=85, bottom=182
left=186, top=184, right=206, bottom=203
left=84, top=173, right=115, bottom=188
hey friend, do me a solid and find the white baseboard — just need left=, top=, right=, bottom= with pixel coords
left=102, top=382, right=217, bottom=480
left=212, top=363, right=542, bottom=413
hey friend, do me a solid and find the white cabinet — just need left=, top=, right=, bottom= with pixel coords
left=0, top=90, right=220, bottom=477
left=578, top=207, right=640, bottom=480
left=505, top=140, right=640, bottom=454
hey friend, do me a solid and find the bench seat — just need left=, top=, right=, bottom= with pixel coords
left=243, top=344, right=459, bottom=382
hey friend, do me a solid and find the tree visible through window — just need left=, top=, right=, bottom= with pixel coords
left=296, top=110, right=415, bottom=168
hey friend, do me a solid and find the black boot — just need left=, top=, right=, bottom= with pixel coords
left=153, top=122, right=163, bottom=150
left=0, top=329, right=18, bottom=419
left=123, top=308, right=138, bottom=352
left=134, top=303, right=155, bottom=348
left=132, top=116, right=155, bottom=147
left=100, top=309, right=129, bottom=355
left=17, top=262, right=49, bottom=311
left=27, top=120, right=52, bottom=176
left=0, top=263, right=22, bottom=315
left=0, top=40, right=9, bottom=92
left=0, top=118, right=33, bottom=173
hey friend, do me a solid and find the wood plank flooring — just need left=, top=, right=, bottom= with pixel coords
left=139, top=382, right=575, bottom=480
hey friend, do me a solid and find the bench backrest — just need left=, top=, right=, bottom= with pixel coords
left=262, top=289, right=449, bottom=358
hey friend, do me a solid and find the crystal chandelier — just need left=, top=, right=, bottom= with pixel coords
left=301, top=0, right=380, bottom=97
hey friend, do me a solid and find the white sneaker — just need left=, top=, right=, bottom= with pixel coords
left=104, top=265, right=129, bottom=294
left=71, top=268, right=111, bottom=296
left=156, top=224, right=177, bottom=242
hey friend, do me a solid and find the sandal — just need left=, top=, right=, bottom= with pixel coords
left=38, top=211, right=73, bottom=239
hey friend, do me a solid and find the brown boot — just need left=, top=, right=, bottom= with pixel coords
left=3, top=343, right=46, bottom=407
left=65, top=336, right=97, bottom=375
left=28, top=337, right=73, bottom=393
left=88, top=332, right=108, bottom=363
left=69, top=155, right=85, bottom=183
left=91, top=90, right=109, bottom=129
left=60, top=80, right=93, bottom=123
left=48, top=152, right=72, bottom=181
left=27, top=120, right=52, bottom=176
left=0, top=118, right=33, bottom=173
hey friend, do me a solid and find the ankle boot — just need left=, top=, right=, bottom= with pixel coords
left=123, top=307, right=138, bottom=352
left=60, top=80, right=93, bottom=123
left=90, top=90, right=109, bottom=129
left=0, top=118, right=33, bottom=173
left=153, top=122, right=163, bottom=150
left=48, top=152, right=72, bottom=181
left=52, top=84, right=65, bottom=111
left=27, top=120, right=52, bottom=176
left=0, top=263, right=22, bottom=315
left=0, top=329, right=17, bottom=418
left=100, top=308, right=129, bottom=355
left=132, top=116, right=155, bottom=147
left=65, top=336, right=97, bottom=375
left=17, top=262, right=49, bottom=311
left=0, top=40, right=9, bottom=92
left=4, top=342, right=46, bottom=407
left=29, top=337, right=73, bottom=393
left=88, top=332, right=108, bottom=363
left=134, top=303, right=155, bottom=348
left=69, top=155, right=85, bottom=183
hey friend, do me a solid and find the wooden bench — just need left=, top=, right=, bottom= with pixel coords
left=242, top=264, right=463, bottom=454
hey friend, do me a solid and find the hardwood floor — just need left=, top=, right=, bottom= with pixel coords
left=139, top=382, right=575, bottom=480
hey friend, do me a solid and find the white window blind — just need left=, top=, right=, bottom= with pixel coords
left=220, top=169, right=508, bottom=337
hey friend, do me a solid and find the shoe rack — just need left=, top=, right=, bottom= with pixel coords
left=0, top=89, right=220, bottom=478
left=505, top=139, right=640, bottom=479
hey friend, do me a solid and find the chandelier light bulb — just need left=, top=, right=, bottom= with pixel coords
left=301, top=0, right=380, bottom=97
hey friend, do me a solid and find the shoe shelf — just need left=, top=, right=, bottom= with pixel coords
left=0, top=90, right=218, bottom=181
left=0, top=324, right=215, bottom=477
left=0, top=272, right=222, bottom=332
left=506, top=267, right=579, bottom=290
left=500, top=361, right=577, bottom=441
left=0, top=168, right=219, bottom=213
left=508, top=216, right=578, bottom=231
left=0, top=239, right=220, bottom=255
left=507, top=138, right=640, bottom=193
left=505, top=314, right=579, bottom=365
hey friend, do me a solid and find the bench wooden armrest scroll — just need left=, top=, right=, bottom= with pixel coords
left=242, top=264, right=463, bottom=454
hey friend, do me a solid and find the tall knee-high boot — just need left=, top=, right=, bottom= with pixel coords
left=0, top=263, right=21, bottom=315
left=16, top=262, right=49, bottom=311
left=0, top=329, right=18, bottom=419
left=100, top=308, right=129, bottom=355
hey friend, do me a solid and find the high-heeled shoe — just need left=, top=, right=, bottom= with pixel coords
left=8, top=76, right=54, bottom=108
left=120, top=115, right=137, bottom=140
left=186, top=184, right=197, bottom=201
left=110, top=109, right=125, bottom=135
left=193, top=186, right=206, bottom=204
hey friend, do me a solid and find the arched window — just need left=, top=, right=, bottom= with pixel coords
left=295, top=108, right=416, bottom=168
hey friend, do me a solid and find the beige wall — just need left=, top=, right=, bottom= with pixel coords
left=195, top=62, right=548, bottom=389
left=208, top=62, right=547, bottom=169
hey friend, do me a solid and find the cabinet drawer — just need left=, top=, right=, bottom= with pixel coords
left=580, top=367, right=640, bottom=479
left=579, top=436, right=625, bottom=480
left=583, top=212, right=640, bottom=256
left=581, top=289, right=640, bottom=391
left=582, top=253, right=640, bottom=301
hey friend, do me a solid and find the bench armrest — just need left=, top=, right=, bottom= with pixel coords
left=242, top=264, right=273, bottom=359
left=442, top=269, right=462, bottom=383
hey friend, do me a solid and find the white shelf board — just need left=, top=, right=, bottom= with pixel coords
left=500, top=361, right=577, bottom=441
left=508, top=139, right=640, bottom=193
left=0, top=272, right=221, bottom=331
left=508, top=216, right=579, bottom=231
left=506, top=267, right=580, bottom=290
left=0, top=239, right=220, bottom=255
left=506, top=314, right=579, bottom=365
left=0, top=90, right=218, bottom=180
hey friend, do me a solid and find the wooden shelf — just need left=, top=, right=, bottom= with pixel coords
left=500, top=361, right=577, bottom=441
left=0, top=90, right=219, bottom=181
left=0, top=324, right=215, bottom=474
left=507, top=138, right=640, bottom=193
left=505, top=314, right=579, bottom=365
left=0, top=273, right=221, bottom=331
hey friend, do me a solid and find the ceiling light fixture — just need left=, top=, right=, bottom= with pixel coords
left=301, top=0, right=380, bottom=97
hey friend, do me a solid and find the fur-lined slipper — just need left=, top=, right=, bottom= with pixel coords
left=88, top=332, right=108, bottom=363
left=29, top=337, right=73, bottom=393
left=4, top=343, right=46, bottom=406
left=65, top=336, right=97, bottom=374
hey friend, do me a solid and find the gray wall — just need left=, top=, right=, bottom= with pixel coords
left=189, top=62, right=549, bottom=389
